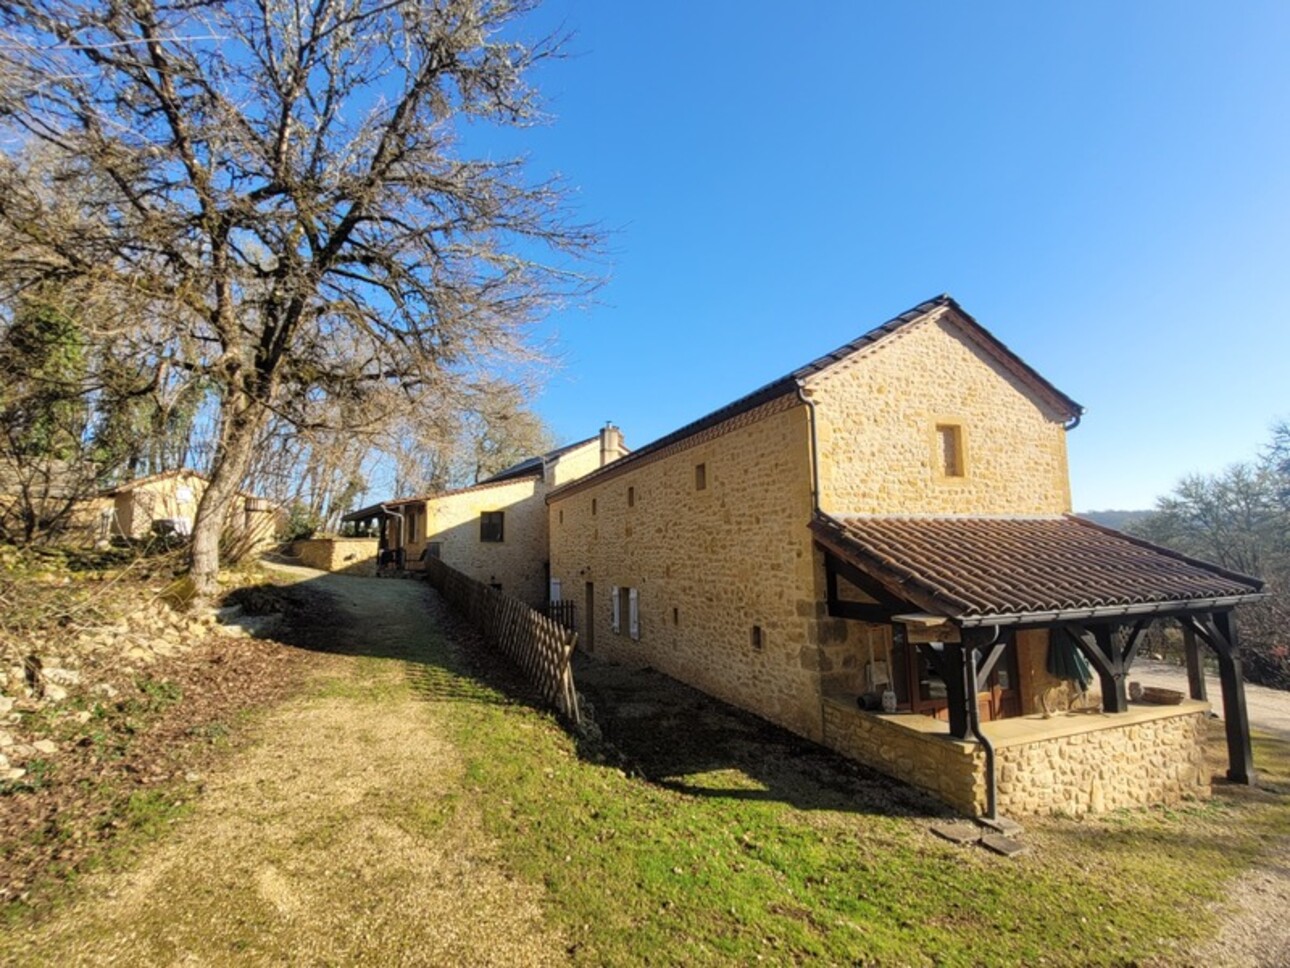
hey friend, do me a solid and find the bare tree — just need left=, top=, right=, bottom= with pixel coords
left=0, top=0, right=598, bottom=597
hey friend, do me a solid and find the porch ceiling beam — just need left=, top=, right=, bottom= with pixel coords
left=974, top=641, right=1005, bottom=693
left=1062, top=622, right=1129, bottom=713
left=1121, top=619, right=1149, bottom=669
left=822, top=550, right=911, bottom=613
left=827, top=600, right=899, bottom=623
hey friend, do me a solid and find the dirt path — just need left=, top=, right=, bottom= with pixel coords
left=1, top=569, right=567, bottom=967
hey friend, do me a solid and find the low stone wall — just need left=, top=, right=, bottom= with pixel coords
left=292, top=538, right=379, bottom=576
left=822, top=695, right=984, bottom=813
left=991, top=703, right=1210, bottom=817
left=821, top=694, right=1210, bottom=817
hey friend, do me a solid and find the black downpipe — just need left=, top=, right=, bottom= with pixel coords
left=966, top=638, right=999, bottom=821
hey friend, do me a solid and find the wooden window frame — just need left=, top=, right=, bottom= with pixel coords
left=479, top=510, right=505, bottom=543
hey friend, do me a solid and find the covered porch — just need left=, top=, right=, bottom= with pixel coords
left=809, top=512, right=1266, bottom=817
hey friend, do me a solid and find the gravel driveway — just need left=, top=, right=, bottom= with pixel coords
left=1132, top=659, right=1290, bottom=738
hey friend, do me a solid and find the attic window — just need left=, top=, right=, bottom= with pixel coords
left=935, top=424, right=965, bottom=479
left=695, top=463, right=707, bottom=491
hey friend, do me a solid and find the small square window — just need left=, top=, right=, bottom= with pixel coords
left=426, top=542, right=442, bottom=559
left=479, top=511, right=504, bottom=542
left=935, top=424, right=965, bottom=478
left=695, top=463, right=707, bottom=491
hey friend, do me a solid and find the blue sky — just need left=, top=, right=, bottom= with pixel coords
left=502, top=1, right=1289, bottom=511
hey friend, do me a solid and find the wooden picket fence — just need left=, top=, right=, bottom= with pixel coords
left=545, top=599, right=577, bottom=632
left=423, top=557, right=581, bottom=726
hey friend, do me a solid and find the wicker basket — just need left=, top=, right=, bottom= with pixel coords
left=1140, top=686, right=1185, bottom=705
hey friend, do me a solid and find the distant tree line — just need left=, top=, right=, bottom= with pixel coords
left=1131, top=422, right=1290, bottom=689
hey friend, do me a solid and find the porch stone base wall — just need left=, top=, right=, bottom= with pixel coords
left=822, top=696, right=984, bottom=814
left=293, top=538, right=378, bottom=576
left=822, top=695, right=1211, bottom=818
left=993, top=706, right=1210, bottom=817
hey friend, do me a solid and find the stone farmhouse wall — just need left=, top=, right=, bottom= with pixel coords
left=112, top=471, right=208, bottom=539
left=548, top=400, right=828, bottom=741
left=412, top=478, right=548, bottom=607
left=807, top=309, right=1073, bottom=515
left=823, top=696, right=1209, bottom=817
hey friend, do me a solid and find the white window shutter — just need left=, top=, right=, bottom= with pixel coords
left=629, top=588, right=640, bottom=641
left=611, top=585, right=620, bottom=633
left=550, top=578, right=562, bottom=602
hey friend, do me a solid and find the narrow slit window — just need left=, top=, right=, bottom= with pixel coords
left=627, top=485, right=635, bottom=507
left=750, top=625, right=764, bottom=650
left=695, top=463, right=707, bottom=491
left=672, top=607, right=679, bottom=626
left=592, top=498, right=597, bottom=516
left=936, top=424, right=965, bottom=478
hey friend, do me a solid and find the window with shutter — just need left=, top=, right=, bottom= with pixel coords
left=611, top=585, right=620, bottom=633
left=628, top=588, right=639, bottom=641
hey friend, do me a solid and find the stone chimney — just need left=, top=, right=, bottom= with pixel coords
left=599, top=422, right=624, bottom=467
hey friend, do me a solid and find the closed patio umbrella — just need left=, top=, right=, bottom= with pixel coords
left=1048, top=631, right=1094, bottom=691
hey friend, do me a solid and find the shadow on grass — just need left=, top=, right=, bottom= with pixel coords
left=264, top=569, right=956, bottom=821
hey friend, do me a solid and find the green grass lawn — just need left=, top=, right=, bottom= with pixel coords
left=420, top=621, right=1290, bottom=967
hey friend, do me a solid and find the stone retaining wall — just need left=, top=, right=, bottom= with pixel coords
left=822, top=695, right=1210, bottom=817
left=293, top=538, right=378, bottom=576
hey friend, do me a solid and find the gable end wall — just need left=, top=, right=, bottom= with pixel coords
left=809, top=311, right=1073, bottom=515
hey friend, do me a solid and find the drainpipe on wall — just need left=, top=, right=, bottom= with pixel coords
left=796, top=387, right=831, bottom=742
left=965, top=625, right=1003, bottom=821
left=795, top=387, right=821, bottom=515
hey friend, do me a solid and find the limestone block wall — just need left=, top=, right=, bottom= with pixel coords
left=548, top=401, right=828, bottom=741
left=294, top=537, right=378, bottom=575
left=807, top=308, right=1073, bottom=515
left=823, top=696, right=1210, bottom=817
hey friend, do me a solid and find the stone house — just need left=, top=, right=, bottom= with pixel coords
left=103, top=469, right=280, bottom=549
left=546, top=295, right=1264, bottom=818
left=349, top=429, right=628, bottom=608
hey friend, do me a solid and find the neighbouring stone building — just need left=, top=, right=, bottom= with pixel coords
left=103, top=469, right=280, bottom=550
left=546, top=295, right=1264, bottom=818
left=345, top=429, right=628, bottom=608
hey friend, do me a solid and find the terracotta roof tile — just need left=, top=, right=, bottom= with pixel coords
left=811, top=513, right=1263, bottom=624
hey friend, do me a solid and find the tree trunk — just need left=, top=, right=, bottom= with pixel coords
left=189, top=399, right=264, bottom=602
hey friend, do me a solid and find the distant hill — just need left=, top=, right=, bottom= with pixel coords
left=1078, top=509, right=1154, bottom=531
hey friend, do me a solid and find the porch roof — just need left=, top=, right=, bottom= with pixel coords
left=810, top=512, right=1264, bottom=627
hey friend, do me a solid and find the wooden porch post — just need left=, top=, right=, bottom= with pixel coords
left=1182, top=622, right=1208, bottom=702
left=941, top=643, right=970, bottom=740
left=1203, top=612, right=1256, bottom=785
